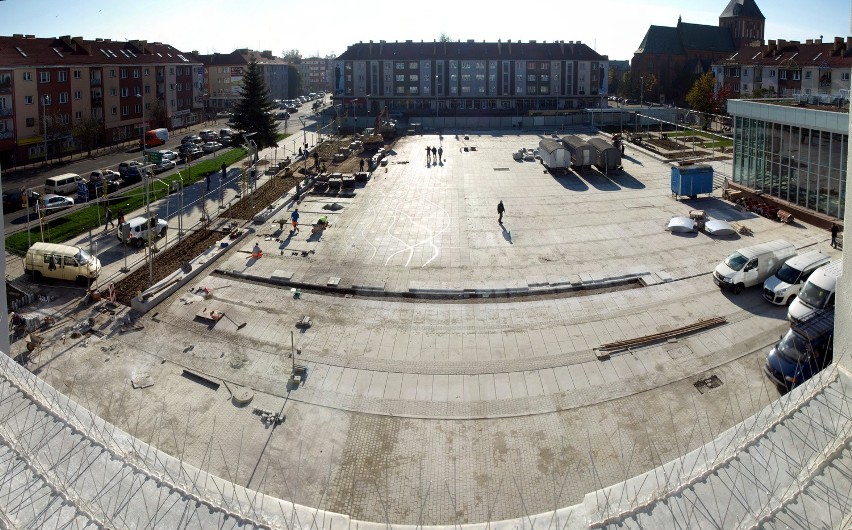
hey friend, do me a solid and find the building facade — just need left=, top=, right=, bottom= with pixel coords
left=631, top=0, right=764, bottom=105
left=729, top=99, right=847, bottom=220
left=713, top=37, right=852, bottom=99
left=197, top=51, right=247, bottom=111
left=0, top=34, right=203, bottom=167
left=333, top=40, right=608, bottom=117
left=299, top=57, right=333, bottom=94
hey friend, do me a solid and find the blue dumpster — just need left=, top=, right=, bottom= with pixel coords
left=671, top=164, right=713, bottom=199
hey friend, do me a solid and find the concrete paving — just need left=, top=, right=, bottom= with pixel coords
left=3, top=130, right=848, bottom=528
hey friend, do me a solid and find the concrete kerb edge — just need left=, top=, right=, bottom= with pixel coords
left=130, top=228, right=253, bottom=314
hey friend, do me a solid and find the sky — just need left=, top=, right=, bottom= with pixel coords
left=1, top=0, right=850, bottom=61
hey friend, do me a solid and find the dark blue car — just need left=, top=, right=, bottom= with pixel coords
left=764, top=309, right=834, bottom=390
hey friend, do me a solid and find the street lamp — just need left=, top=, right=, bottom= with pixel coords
left=41, top=95, right=50, bottom=167
left=137, top=94, right=153, bottom=286
left=435, top=74, right=439, bottom=122
left=640, top=76, right=645, bottom=107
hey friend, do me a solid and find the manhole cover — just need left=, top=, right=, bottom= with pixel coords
left=694, top=375, right=723, bottom=394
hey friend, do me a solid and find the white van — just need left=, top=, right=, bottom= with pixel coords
left=117, top=215, right=168, bottom=247
left=24, top=242, right=101, bottom=284
left=788, top=260, right=843, bottom=323
left=763, top=250, right=831, bottom=305
left=44, top=173, right=84, bottom=195
left=713, top=239, right=797, bottom=294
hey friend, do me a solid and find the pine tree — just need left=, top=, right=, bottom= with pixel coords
left=231, top=57, right=278, bottom=149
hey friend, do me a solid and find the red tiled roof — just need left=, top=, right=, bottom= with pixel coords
left=0, top=34, right=200, bottom=67
left=715, top=39, right=852, bottom=68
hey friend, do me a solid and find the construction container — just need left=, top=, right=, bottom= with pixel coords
left=537, top=139, right=570, bottom=170
left=588, top=137, right=622, bottom=173
left=561, top=135, right=595, bottom=170
left=671, top=163, right=714, bottom=199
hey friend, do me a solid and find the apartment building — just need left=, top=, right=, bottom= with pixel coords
left=712, top=37, right=852, bottom=100
left=0, top=34, right=203, bottom=167
left=333, top=39, right=608, bottom=116
left=299, top=57, right=332, bottom=94
left=199, top=50, right=295, bottom=110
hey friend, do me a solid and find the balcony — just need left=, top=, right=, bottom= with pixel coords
left=90, top=77, right=102, bottom=87
left=0, top=107, right=12, bottom=117
left=0, top=130, right=13, bottom=140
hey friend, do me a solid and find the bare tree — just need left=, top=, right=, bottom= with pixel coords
left=73, top=115, right=104, bottom=158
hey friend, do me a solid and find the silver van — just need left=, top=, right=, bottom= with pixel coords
left=44, top=173, right=84, bottom=195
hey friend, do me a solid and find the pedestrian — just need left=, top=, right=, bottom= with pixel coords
left=298, top=147, right=303, bottom=158
left=205, top=173, right=211, bottom=191
left=290, top=208, right=300, bottom=233
left=359, top=158, right=365, bottom=172
left=497, top=200, right=505, bottom=224
left=437, top=146, right=443, bottom=161
left=117, top=207, right=125, bottom=226
left=831, top=223, right=839, bottom=248
left=425, top=145, right=431, bottom=163
left=104, top=207, right=114, bottom=231
left=431, top=146, right=437, bottom=161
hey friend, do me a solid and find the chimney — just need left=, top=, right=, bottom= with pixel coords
left=815, top=38, right=822, bottom=45
left=847, top=36, right=852, bottom=48
left=12, top=33, right=23, bottom=38
left=805, top=39, right=813, bottom=45
left=777, top=39, right=787, bottom=48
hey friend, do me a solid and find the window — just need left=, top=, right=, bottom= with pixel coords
left=177, top=83, right=182, bottom=91
left=410, top=86, right=418, bottom=94
left=409, top=75, right=418, bottom=82
left=109, top=88, right=117, bottom=96
left=23, top=71, right=32, bottom=81
left=59, top=92, right=69, bottom=103
left=792, top=71, right=801, bottom=81
left=121, top=69, right=128, bottom=78
left=121, top=105, right=129, bottom=116
left=843, top=72, right=851, bottom=81
left=133, top=69, right=140, bottom=78
left=144, top=85, right=150, bottom=94
left=111, top=106, right=117, bottom=115
left=73, top=70, right=81, bottom=79
left=396, top=86, right=405, bottom=94
left=143, top=68, right=149, bottom=76
left=75, top=111, right=81, bottom=120
left=58, top=71, right=67, bottom=82
left=121, top=87, right=128, bottom=97
left=780, top=71, right=787, bottom=80
left=109, top=69, right=116, bottom=78
left=40, top=71, right=50, bottom=83
left=134, top=104, right=141, bottom=113
left=24, top=95, right=33, bottom=104
left=395, top=62, right=404, bottom=70
left=805, top=71, right=812, bottom=80
left=408, top=62, right=417, bottom=69
left=527, top=74, right=536, bottom=82
left=26, top=117, right=35, bottom=127
left=768, top=69, right=775, bottom=78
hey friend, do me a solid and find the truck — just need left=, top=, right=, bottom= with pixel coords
left=713, top=239, right=797, bottom=294
left=671, top=163, right=713, bottom=199
left=763, top=308, right=834, bottom=390
left=141, top=128, right=169, bottom=148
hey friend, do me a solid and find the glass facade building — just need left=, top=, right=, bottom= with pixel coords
left=729, top=100, right=847, bottom=220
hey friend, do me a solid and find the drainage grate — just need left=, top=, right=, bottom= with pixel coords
left=493, top=168, right=510, bottom=171
left=694, top=375, right=723, bottom=394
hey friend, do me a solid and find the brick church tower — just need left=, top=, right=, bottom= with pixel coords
left=719, top=0, right=766, bottom=48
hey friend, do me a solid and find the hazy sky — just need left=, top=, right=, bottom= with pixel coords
left=1, top=0, right=850, bottom=61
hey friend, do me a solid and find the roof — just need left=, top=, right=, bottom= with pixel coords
left=337, top=40, right=607, bottom=61
left=714, top=38, right=852, bottom=69
left=194, top=50, right=247, bottom=66
left=678, top=22, right=736, bottom=52
left=636, top=26, right=684, bottom=55
left=720, top=0, right=765, bottom=19
left=0, top=34, right=198, bottom=67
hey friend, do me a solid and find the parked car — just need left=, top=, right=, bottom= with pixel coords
left=158, top=150, right=178, bottom=161
left=219, top=135, right=233, bottom=147
left=88, top=177, right=120, bottom=196
left=215, top=111, right=231, bottom=118
left=202, top=141, right=222, bottom=153
left=42, top=194, right=75, bottom=213
left=117, top=216, right=168, bottom=248
left=275, top=111, right=290, bottom=120
left=286, top=105, right=298, bottom=113
left=122, top=165, right=151, bottom=185
left=154, top=160, right=177, bottom=173
left=178, top=143, right=197, bottom=154
left=179, top=148, right=204, bottom=162
left=764, top=308, right=834, bottom=390
left=199, top=129, right=219, bottom=141
left=181, top=135, right=202, bottom=145
left=117, top=160, right=142, bottom=177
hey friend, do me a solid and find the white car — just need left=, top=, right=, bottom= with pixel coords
left=154, top=160, right=176, bottom=173
left=117, top=216, right=168, bottom=247
left=42, top=194, right=75, bottom=213
left=202, top=142, right=222, bottom=153
left=159, top=150, right=178, bottom=161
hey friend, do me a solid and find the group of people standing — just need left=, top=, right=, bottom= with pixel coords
left=425, top=145, right=443, bottom=165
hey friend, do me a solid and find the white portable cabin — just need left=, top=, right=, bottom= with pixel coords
left=537, top=139, right=570, bottom=170
left=587, top=137, right=622, bottom=172
left=561, top=135, right=594, bottom=170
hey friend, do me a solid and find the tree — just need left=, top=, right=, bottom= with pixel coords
left=146, top=99, right=168, bottom=130
left=73, top=115, right=104, bottom=158
left=686, top=73, right=730, bottom=130
left=281, top=49, right=302, bottom=63
left=608, top=68, right=620, bottom=97
left=231, top=57, right=278, bottom=149
left=439, top=33, right=452, bottom=42
left=43, top=112, right=73, bottom=163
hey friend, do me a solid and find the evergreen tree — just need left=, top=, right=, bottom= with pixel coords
left=231, top=57, right=278, bottom=149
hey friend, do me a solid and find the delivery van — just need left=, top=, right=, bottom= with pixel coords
left=762, top=250, right=831, bottom=305
left=142, top=128, right=169, bottom=148
left=764, top=308, right=834, bottom=390
left=24, top=242, right=101, bottom=284
left=44, top=173, right=85, bottom=195
left=788, top=260, right=843, bottom=323
left=713, top=239, right=797, bottom=294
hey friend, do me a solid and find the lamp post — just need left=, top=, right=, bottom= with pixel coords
left=137, top=94, right=153, bottom=287
left=435, top=74, right=439, bottom=124
left=640, top=76, right=645, bottom=107
left=41, top=95, right=50, bottom=167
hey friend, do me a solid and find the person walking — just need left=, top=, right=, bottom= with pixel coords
left=497, top=200, right=505, bottom=224
left=425, top=145, right=431, bottom=164
left=831, top=223, right=839, bottom=248
left=431, top=146, right=437, bottom=161
left=205, top=173, right=211, bottom=191
left=437, top=146, right=443, bottom=162
left=116, top=207, right=125, bottom=226
left=104, top=207, right=114, bottom=231
left=290, top=208, right=300, bottom=233
left=359, top=158, right=365, bottom=172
